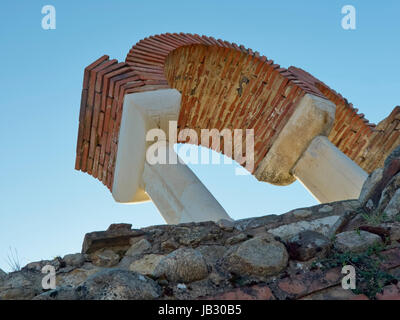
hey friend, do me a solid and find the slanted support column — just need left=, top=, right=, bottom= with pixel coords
left=292, top=136, right=368, bottom=203
left=143, top=144, right=231, bottom=224
left=112, top=88, right=232, bottom=224
left=254, top=93, right=368, bottom=203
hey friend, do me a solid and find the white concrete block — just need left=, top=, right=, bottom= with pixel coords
left=292, top=136, right=368, bottom=203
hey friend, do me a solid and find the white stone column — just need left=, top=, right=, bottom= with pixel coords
left=143, top=144, right=232, bottom=224
left=292, top=136, right=368, bottom=203
left=112, top=88, right=232, bottom=224
left=112, top=89, right=182, bottom=203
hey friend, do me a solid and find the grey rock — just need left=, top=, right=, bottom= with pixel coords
left=129, top=254, right=164, bottom=276
left=153, top=248, right=208, bottom=283
left=160, top=239, right=179, bottom=252
left=234, top=200, right=361, bottom=233
left=125, top=239, right=151, bottom=257
left=82, top=223, right=145, bottom=254
left=225, top=233, right=249, bottom=245
left=359, top=168, right=384, bottom=206
left=334, top=230, right=382, bottom=253
left=234, top=214, right=282, bottom=231
left=268, top=215, right=342, bottom=240
left=380, top=222, right=400, bottom=242
left=223, top=236, right=288, bottom=277
left=383, top=188, right=400, bottom=219
left=33, top=286, right=79, bottom=300
left=90, top=249, right=120, bottom=267
left=0, top=270, right=43, bottom=300
left=78, top=269, right=161, bottom=300
left=318, top=205, right=333, bottom=213
left=23, top=257, right=64, bottom=272
left=56, top=264, right=101, bottom=287
left=197, top=245, right=227, bottom=265
left=377, top=172, right=400, bottom=214
left=174, top=223, right=222, bottom=246
left=117, top=256, right=137, bottom=270
left=384, top=144, right=400, bottom=169
left=216, top=219, right=235, bottom=231
left=292, top=209, right=312, bottom=219
left=286, top=231, right=331, bottom=261
left=342, top=214, right=366, bottom=232
left=63, top=253, right=86, bottom=268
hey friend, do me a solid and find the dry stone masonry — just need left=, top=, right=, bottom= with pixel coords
left=2, top=146, right=400, bottom=300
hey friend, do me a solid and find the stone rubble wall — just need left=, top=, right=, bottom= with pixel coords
left=2, top=147, right=400, bottom=300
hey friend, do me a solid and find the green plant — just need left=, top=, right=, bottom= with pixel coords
left=361, top=211, right=389, bottom=226
left=313, top=242, right=397, bottom=299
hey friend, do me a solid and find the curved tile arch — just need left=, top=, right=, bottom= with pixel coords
left=75, top=33, right=400, bottom=192
left=288, top=66, right=400, bottom=172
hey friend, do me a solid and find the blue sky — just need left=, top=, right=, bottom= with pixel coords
left=0, top=0, right=399, bottom=271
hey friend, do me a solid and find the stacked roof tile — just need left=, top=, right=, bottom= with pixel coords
left=75, top=33, right=400, bottom=190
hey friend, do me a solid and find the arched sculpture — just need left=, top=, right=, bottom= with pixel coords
left=75, top=33, right=400, bottom=223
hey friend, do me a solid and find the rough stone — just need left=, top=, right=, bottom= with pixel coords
left=223, top=237, right=288, bottom=277
left=160, top=239, right=179, bottom=252
left=216, top=219, right=235, bottom=231
left=225, top=233, right=249, bottom=245
left=377, top=172, right=400, bottom=215
left=153, top=248, right=209, bottom=283
left=63, top=253, right=86, bottom=268
left=382, top=188, right=400, bottom=219
left=286, top=231, right=331, bottom=261
left=358, top=225, right=390, bottom=242
left=23, top=257, right=64, bottom=272
left=234, top=200, right=361, bottom=233
left=384, top=145, right=400, bottom=169
left=292, top=209, right=312, bottom=218
left=129, top=254, right=164, bottom=276
left=82, top=223, right=145, bottom=254
left=33, top=285, right=79, bottom=300
left=0, top=270, right=43, bottom=300
left=268, top=215, right=342, bottom=240
left=56, top=264, right=101, bottom=287
left=359, top=168, right=384, bottom=206
left=77, top=269, right=161, bottom=300
left=173, top=223, right=222, bottom=246
left=334, top=230, right=383, bottom=253
left=125, top=239, right=151, bottom=257
left=318, top=205, right=333, bottom=213
left=342, top=214, right=366, bottom=232
left=379, top=222, right=400, bottom=242
left=197, top=245, right=226, bottom=265
left=90, top=249, right=120, bottom=267
left=107, top=223, right=132, bottom=232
